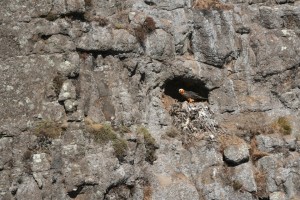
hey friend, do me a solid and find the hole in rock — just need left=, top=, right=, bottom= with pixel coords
left=163, top=76, right=209, bottom=102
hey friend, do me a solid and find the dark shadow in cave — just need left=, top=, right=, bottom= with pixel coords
left=163, top=76, right=209, bottom=102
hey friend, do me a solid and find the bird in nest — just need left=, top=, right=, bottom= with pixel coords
left=179, top=88, right=208, bottom=103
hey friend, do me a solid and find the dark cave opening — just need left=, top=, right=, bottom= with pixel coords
left=163, top=76, right=209, bottom=102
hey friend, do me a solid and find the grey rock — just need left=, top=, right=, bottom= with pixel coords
left=66, top=0, right=85, bottom=13
left=256, top=134, right=285, bottom=153
left=145, top=29, right=175, bottom=60
left=77, top=26, right=139, bottom=52
left=284, top=135, right=297, bottom=151
left=58, top=80, right=77, bottom=101
left=33, top=34, right=75, bottom=54
left=233, top=163, right=257, bottom=192
left=31, top=153, right=51, bottom=172
left=224, top=142, right=249, bottom=165
left=16, top=177, right=42, bottom=200
left=64, top=99, right=78, bottom=112
left=1, top=0, right=300, bottom=199
left=57, top=53, right=80, bottom=78
left=270, top=192, right=286, bottom=200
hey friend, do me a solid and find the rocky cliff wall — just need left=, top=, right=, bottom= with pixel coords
left=1, top=0, right=300, bottom=199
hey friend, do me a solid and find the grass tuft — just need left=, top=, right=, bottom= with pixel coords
left=87, top=121, right=128, bottom=159
left=276, top=117, right=292, bottom=135
left=137, top=127, right=158, bottom=164
left=112, top=138, right=128, bottom=158
left=33, top=120, right=62, bottom=139
left=165, top=127, right=180, bottom=138
left=92, top=124, right=118, bottom=143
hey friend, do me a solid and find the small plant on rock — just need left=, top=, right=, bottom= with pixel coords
left=272, top=117, right=292, bottom=135
left=112, top=138, right=128, bottom=158
left=92, top=124, right=118, bottom=143
left=52, top=74, right=65, bottom=97
left=118, top=125, right=131, bottom=134
left=134, top=26, right=147, bottom=43
left=232, top=180, right=243, bottom=191
left=165, top=127, right=180, bottom=138
left=33, top=120, right=62, bottom=139
left=137, top=127, right=158, bottom=164
left=87, top=122, right=128, bottom=160
left=134, top=16, right=156, bottom=44
left=143, top=16, right=156, bottom=33
left=96, top=16, right=109, bottom=27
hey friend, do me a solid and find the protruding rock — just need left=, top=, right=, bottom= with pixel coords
left=57, top=53, right=80, bottom=78
left=233, top=163, right=257, bottom=192
left=64, top=99, right=78, bottom=112
left=32, top=153, right=50, bottom=172
left=223, top=143, right=249, bottom=166
left=58, top=80, right=77, bottom=102
left=270, top=191, right=286, bottom=200
left=256, top=134, right=285, bottom=153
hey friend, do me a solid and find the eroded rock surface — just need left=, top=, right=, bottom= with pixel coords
left=1, top=0, right=300, bottom=199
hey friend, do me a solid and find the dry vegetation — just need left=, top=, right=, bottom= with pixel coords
left=52, top=73, right=65, bottom=97
left=218, top=134, right=246, bottom=152
left=137, top=127, right=158, bottom=164
left=236, top=116, right=292, bottom=162
left=239, top=116, right=292, bottom=137
left=254, top=169, right=268, bottom=199
left=85, top=118, right=128, bottom=159
left=33, top=120, right=62, bottom=139
left=143, top=185, right=152, bottom=200
left=193, top=0, right=233, bottom=10
left=134, top=16, right=156, bottom=44
left=143, top=16, right=156, bottom=32
left=250, top=137, right=269, bottom=162
left=165, top=127, right=180, bottom=138
left=271, top=117, right=292, bottom=135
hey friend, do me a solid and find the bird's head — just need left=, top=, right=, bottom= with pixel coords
left=179, top=89, right=185, bottom=95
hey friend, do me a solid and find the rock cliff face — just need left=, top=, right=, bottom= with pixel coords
left=1, top=0, right=300, bottom=199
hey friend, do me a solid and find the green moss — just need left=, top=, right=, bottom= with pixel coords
left=277, top=117, right=292, bottom=135
left=33, top=120, right=62, bottom=139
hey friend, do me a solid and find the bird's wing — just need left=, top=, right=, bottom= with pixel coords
left=186, top=91, right=207, bottom=100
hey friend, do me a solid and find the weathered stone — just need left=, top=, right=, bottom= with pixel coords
left=77, top=26, right=139, bottom=52
left=16, top=177, right=42, bottom=200
left=1, top=0, right=300, bottom=199
left=64, top=99, right=78, bottom=112
left=66, top=0, right=85, bottom=13
left=233, top=163, right=257, bottom=193
left=270, top=191, right=286, bottom=200
left=32, top=153, right=51, bottom=172
left=256, top=134, right=285, bottom=153
left=223, top=142, right=249, bottom=165
left=145, top=29, right=175, bottom=60
left=58, top=80, right=77, bottom=101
